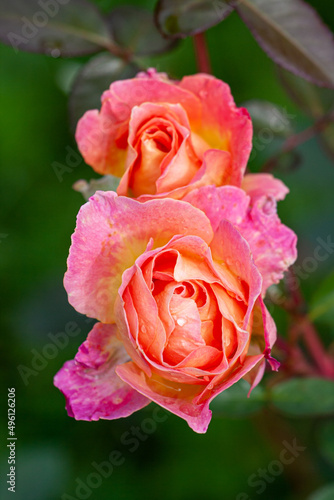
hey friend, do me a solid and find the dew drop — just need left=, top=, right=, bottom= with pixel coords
left=112, top=395, right=123, bottom=405
left=224, top=337, right=231, bottom=347
left=176, top=318, right=186, bottom=327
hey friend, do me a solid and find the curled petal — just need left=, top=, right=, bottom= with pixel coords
left=54, top=323, right=150, bottom=421
left=210, top=219, right=263, bottom=328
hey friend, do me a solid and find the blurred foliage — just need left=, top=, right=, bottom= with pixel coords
left=1, top=1, right=334, bottom=499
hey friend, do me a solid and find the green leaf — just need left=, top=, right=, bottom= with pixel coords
left=0, top=0, right=113, bottom=57
left=308, top=484, right=334, bottom=500
left=317, top=420, right=334, bottom=467
left=271, top=377, right=334, bottom=417
left=69, top=52, right=139, bottom=130
left=244, top=99, right=294, bottom=137
left=278, top=69, right=334, bottom=119
left=233, top=0, right=334, bottom=88
left=211, top=379, right=266, bottom=417
left=106, top=6, right=177, bottom=56
left=73, top=175, right=121, bottom=201
left=155, top=0, right=233, bottom=38
left=310, top=271, right=334, bottom=326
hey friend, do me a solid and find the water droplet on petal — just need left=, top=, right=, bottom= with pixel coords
left=140, top=325, right=147, bottom=334
left=177, top=318, right=186, bottom=327
left=112, top=395, right=123, bottom=405
left=224, top=337, right=230, bottom=347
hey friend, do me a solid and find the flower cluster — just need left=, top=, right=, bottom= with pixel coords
left=54, top=70, right=297, bottom=433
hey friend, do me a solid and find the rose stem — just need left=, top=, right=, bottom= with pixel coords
left=275, top=335, right=318, bottom=377
left=291, top=318, right=334, bottom=379
left=193, top=33, right=212, bottom=74
left=284, top=270, right=334, bottom=378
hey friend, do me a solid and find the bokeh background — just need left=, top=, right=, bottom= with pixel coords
left=1, top=1, right=334, bottom=499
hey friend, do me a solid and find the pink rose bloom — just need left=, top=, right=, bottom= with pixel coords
left=54, top=192, right=279, bottom=433
left=75, top=69, right=252, bottom=199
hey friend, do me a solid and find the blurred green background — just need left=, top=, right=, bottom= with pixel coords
left=1, top=1, right=334, bottom=499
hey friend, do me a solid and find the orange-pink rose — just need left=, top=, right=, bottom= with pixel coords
left=76, top=69, right=252, bottom=200
left=54, top=193, right=278, bottom=433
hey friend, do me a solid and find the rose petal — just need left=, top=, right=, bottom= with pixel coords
left=64, top=193, right=213, bottom=323
left=244, top=359, right=266, bottom=396
left=242, top=173, right=289, bottom=201
left=53, top=323, right=150, bottom=421
left=153, top=280, right=181, bottom=337
left=116, top=362, right=212, bottom=433
left=138, top=149, right=233, bottom=202
left=114, top=292, right=153, bottom=377
left=102, top=77, right=202, bottom=124
left=126, top=265, right=166, bottom=363
left=210, top=219, right=263, bottom=329
left=164, top=296, right=203, bottom=364
left=76, top=108, right=128, bottom=177
left=185, top=185, right=250, bottom=232
left=179, top=74, right=252, bottom=186
left=194, top=354, right=265, bottom=406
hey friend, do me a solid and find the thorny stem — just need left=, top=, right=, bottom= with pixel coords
left=193, top=33, right=212, bottom=74
left=262, top=110, right=334, bottom=172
